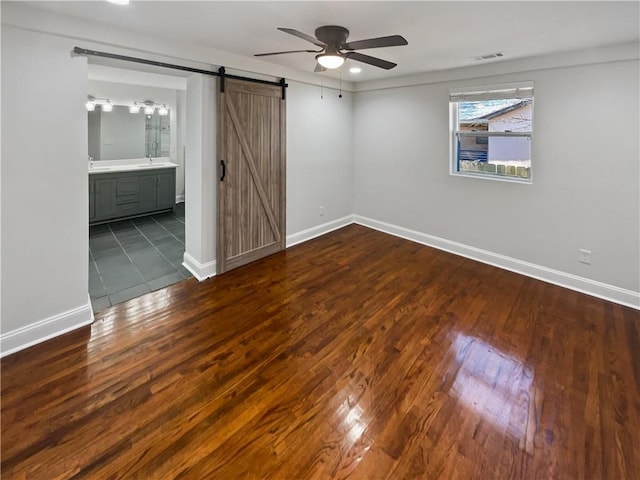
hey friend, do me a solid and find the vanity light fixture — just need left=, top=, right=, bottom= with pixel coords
left=157, top=105, right=169, bottom=116
left=316, top=49, right=345, bottom=69
left=144, top=105, right=155, bottom=115
left=86, top=95, right=113, bottom=112
left=129, top=104, right=140, bottom=114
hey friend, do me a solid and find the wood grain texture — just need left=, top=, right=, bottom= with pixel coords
left=2, top=225, right=639, bottom=479
left=217, top=78, right=285, bottom=275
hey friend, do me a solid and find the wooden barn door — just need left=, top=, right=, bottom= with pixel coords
left=217, top=78, right=286, bottom=274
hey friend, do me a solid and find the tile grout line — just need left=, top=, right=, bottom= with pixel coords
left=107, top=221, right=151, bottom=304
left=131, top=219, right=186, bottom=278
left=90, top=211, right=188, bottom=311
left=151, top=214, right=185, bottom=246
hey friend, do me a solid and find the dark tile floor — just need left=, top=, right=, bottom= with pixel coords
left=89, top=203, right=191, bottom=312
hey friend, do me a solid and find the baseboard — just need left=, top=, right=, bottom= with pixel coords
left=183, top=252, right=216, bottom=281
left=0, top=295, right=94, bottom=358
left=286, top=215, right=354, bottom=248
left=353, top=215, right=640, bottom=310
left=175, top=194, right=185, bottom=204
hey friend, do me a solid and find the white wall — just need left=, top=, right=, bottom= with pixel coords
left=183, top=74, right=217, bottom=280
left=286, top=81, right=354, bottom=238
left=353, top=58, right=640, bottom=300
left=1, top=25, right=93, bottom=354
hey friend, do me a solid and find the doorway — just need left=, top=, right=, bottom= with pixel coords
left=86, top=62, right=191, bottom=312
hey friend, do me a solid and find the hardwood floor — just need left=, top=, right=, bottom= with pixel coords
left=2, top=224, right=639, bottom=479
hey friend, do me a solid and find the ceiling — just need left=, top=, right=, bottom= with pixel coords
left=23, top=1, right=640, bottom=83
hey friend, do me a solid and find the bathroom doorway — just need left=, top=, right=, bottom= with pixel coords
left=86, top=62, right=191, bottom=312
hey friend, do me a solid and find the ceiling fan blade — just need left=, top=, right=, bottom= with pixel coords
left=345, top=52, right=397, bottom=70
left=343, top=35, right=408, bottom=51
left=255, top=49, right=322, bottom=57
left=314, top=63, right=327, bottom=73
left=277, top=27, right=327, bottom=47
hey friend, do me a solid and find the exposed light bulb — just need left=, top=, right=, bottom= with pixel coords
left=317, top=53, right=345, bottom=69
left=85, top=101, right=96, bottom=111
left=101, top=102, right=113, bottom=112
left=144, top=105, right=155, bottom=115
left=158, top=105, right=168, bottom=116
left=129, top=104, right=140, bottom=113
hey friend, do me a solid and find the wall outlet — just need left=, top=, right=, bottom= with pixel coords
left=319, top=205, right=325, bottom=217
left=578, top=249, right=592, bottom=265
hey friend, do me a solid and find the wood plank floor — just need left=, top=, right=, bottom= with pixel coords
left=2, top=224, right=639, bottom=479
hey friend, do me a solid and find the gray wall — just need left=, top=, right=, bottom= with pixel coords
left=1, top=25, right=92, bottom=342
left=353, top=59, right=640, bottom=292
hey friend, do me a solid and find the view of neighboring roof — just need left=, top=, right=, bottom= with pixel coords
left=459, top=99, right=531, bottom=121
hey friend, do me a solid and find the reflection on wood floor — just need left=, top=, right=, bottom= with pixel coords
left=2, top=224, right=639, bottom=479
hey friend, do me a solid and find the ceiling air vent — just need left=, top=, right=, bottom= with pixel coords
left=472, top=52, right=504, bottom=61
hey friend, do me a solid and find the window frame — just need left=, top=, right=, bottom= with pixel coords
left=449, top=82, right=534, bottom=184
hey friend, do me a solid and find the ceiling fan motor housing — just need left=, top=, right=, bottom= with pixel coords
left=314, top=25, right=350, bottom=47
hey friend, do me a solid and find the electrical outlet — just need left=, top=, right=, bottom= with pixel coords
left=319, top=205, right=324, bottom=217
left=578, top=249, right=592, bottom=265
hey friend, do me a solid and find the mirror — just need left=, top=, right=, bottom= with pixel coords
left=88, top=105, right=170, bottom=160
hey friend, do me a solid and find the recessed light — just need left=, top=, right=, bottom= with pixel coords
left=349, top=66, right=362, bottom=74
left=106, top=0, right=130, bottom=5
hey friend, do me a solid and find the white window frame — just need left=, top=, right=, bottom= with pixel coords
left=449, top=82, right=534, bottom=184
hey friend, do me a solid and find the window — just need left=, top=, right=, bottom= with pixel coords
left=450, top=83, right=534, bottom=182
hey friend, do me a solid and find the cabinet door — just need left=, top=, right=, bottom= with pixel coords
left=94, top=178, right=117, bottom=220
left=89, top=179, right=96, bottom=221
left=156, top=173, right=175, bottom=210
left=139, top=175, right=157, bottom=212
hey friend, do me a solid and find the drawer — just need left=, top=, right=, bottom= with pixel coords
left=116, top=194, right=139, bottom=205
left=116, top=202, right=140, bottom=215
left=117, top=177, right=139, bottom=195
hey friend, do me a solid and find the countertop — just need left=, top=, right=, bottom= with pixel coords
left=89, top=158, right=179, bottom=175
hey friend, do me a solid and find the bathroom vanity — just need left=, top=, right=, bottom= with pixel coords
left=89, top=159, right=178, bottom=225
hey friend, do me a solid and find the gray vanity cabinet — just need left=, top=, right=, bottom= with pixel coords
left=89, top=179, right=95, bottom=222
left=89, top=167, right=176, bottom=225
left=156, top=173, right=175, bottom=210
left=94, top=178, right=118, bottom=221
left=139, top=175, right=157, bottom=212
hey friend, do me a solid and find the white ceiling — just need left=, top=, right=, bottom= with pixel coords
left=23, top=1, right=640, bottom=83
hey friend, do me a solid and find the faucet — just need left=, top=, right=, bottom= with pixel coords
left=147, top=155, right=153, bottom=164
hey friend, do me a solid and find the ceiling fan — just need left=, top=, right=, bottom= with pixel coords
left=255, top=26, right=408, bottom=72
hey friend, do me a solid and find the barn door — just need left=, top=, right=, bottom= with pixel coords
left=217, top=78, right=286, bottom=274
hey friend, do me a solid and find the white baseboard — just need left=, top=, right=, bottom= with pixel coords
left=286, top=215, right=354, bottom=248
left=175, top=194, right=185, bottom=204
left=353, top=215, right=640, bottom=310
left=0, top=295, right=94, bottom=358
left=183, top=252, right=216, bottom=281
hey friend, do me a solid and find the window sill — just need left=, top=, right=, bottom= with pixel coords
left=450, top=171, right=533, bottom=184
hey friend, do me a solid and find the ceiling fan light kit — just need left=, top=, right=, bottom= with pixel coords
left=255, top=25, right=407, bottom=72
left=317, top=52, right=345, bottom=69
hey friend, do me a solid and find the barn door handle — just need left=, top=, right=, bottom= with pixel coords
left=220, top=160, right=226, bottom=181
